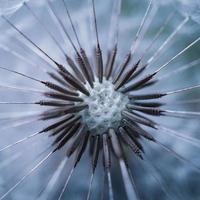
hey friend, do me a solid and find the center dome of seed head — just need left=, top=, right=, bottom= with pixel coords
left=80, top=78, right=129, bottom=135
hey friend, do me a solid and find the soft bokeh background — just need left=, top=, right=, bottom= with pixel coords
left=0, top=0, right=200, bottom=199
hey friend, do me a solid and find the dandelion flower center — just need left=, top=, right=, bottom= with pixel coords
left=80, top=78, right=128, bottom=134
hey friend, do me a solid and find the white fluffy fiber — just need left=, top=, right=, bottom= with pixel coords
left=175, top=0, right=200, bottom=24
left=0, top=0, right=46, bottom=15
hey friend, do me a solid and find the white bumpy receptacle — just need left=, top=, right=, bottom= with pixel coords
left=80, top=78, right=128, bottom=135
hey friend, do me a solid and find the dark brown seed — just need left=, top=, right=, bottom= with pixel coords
left=135, top=79, right=157, bottom=90
left=76, top=52, right=94, bottom=88
left=123, top=125, right=140, bottom=138
left=96, top=44, right=104, bottom=83
left=44, top=92, right=84, bottom=102
left=121, top=72, right=156, bottom=93
left=121, top=127, right=144, bottom=153
left=92, top=135, right=101, bottom=172
left=127, top=104, right=164, bottom=116
left=66, top=55, right=86, bottom=84
left=105, top=44, right=117, bottom=80
left=80, top=48, right=95, bottom=82
left=58, top=66, right=90, bottom=96
left=43, top=81, right=79, bottom=96
left=109, top=128, right=123, bottom=159
left=113, top=52, right=132, bottom=84
left=49, top=120, right=80, bottom=137
left=52, top=123, right=74, bottom=144
left=74, top=131, right=90, bottom=167
left=122, top=119, right=156, bottom=141
left=127, top=64, right=147, bottom=83
left=66, top=124, right=86, bottom=157
left=133, top=102, right=164, bottom=108
left=51, top=114, right=80, bottom=130
left=119, top=128, right=143, bottom=159
left=47, top=72, right=74, bottom=89
left=89, top=136, right=95, bottom=155
left=62, top=103, right=89, bottom=114
left=40, top=114, right=74, bottom=133
left=122, top=111, right=156, bottom=128
left=36, top=100, right=74, bottom=107
left=39, top=109, right=64, bottom=120
left=103, top=134, right=111, bottom=170
left=114, top=59, right=140, bottom=90
left=53, top=122, right=81, bottom=151
left=128, top=92, right=166, bottom=100
left=105, top=50, right=111, bottom=74
left=131, top=111, right=156, bottom=124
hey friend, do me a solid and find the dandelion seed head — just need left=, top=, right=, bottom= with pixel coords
left=80, top=78, right=128, bottom=134
left=0, top=0, right=200, bottom=199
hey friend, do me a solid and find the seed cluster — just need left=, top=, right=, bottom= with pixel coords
left=80, top=78, right=129, bottom=134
